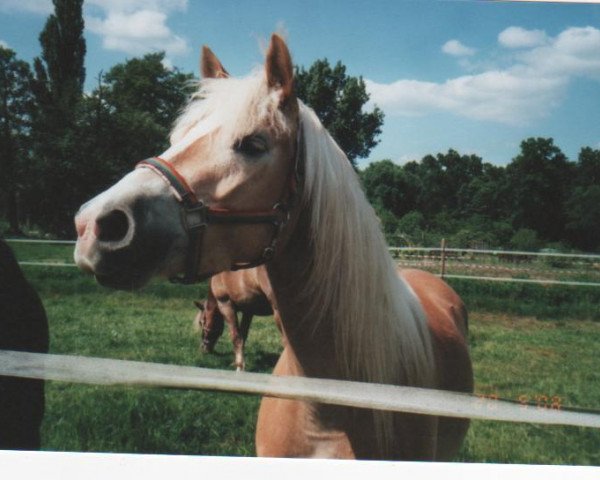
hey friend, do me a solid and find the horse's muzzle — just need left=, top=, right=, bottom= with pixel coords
left=74, top=170, right=186, bottom=290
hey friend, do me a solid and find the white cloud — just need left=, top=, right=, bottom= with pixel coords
left=366, top=73, right=564, bottom=125
left=442, top=40, right=476, bottom=57
left=0, top=40, right=10, bottom=49
left=86, top=0, right=187, bottom=14
left=0, top=0, right=52, bottom=15
left=516, top=26, right=600, bottom=80
left=85, top=0, right=189, bottom=57
left=498, top=26, right=549, bottom=49
left=0, top=0, right=189, bottom=57
left=366, top=26, right=600, bottom=126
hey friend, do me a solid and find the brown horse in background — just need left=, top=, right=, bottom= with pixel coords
left=74, top=35, right=473, bottom=460
left=193, top=266, right=282, bottom=371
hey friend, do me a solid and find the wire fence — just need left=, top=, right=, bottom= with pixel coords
left=7, top=238, right=600, bottom=287
left=390, top=242, right=600, bottom=287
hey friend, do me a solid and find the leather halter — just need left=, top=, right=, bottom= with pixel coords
left=136, top=123, right=303, bottom=284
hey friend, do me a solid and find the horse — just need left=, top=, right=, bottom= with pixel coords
left=73, top=34, right=473, bottom=460
left=193, top=266, right=282, bottom=371
left=0, top=238, right=49, bottom=450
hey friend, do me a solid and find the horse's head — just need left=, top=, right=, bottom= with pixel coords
left=74, top=34, right=300, bottom=289
left=193, top=300, right=224, bottom=353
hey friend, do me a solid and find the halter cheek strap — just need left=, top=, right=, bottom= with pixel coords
left=135, top=123, right=302, bottom=284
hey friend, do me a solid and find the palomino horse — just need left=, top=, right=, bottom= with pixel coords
left=74, top=34, right=473, bottom=460
left=194, top=266, right=282, bottom=370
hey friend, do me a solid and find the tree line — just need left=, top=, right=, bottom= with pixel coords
left=1, top=0, right=598, bottom=253
left=361, top=142, right=600, bottom=252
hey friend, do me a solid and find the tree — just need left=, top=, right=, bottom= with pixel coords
left=295, top=59, right=384, bottom=168
left=396, top=211, right=426, bottom=246
left=437, top=150, right=483, bottom=213
left=574, top=147, right=600, bottom=187
left=449, top=216, right=513, bottom=249
left=360, top=159, right=417, bottom=218
left=400, top=150, right=485, bottom=219
left=459, top=163, right=509, bottom=220
left=31, top=0, right=85, bottom=124
left=405, top=154, right=444, bottom=217
left=506, top=138, right=574, bottom=242
left=510, top=228, right=541, bottom=251
left=25, top=0, right=86, bottom=236
left=102, top=53, right=193, bottom=132
left=81, top=53, right=195, bottom=181
left=0, top=47, right=35, bottom=234
left=565, top=186, right=600, bottom=252
left=565, top=148, right=600, bottom=251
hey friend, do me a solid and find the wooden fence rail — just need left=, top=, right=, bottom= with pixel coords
left=1, top=350, right=599, bottom=429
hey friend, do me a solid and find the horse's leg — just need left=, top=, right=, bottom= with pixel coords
left=273, top=308, right=283, bottom=334
left=237, top=311, right=254, bottom=371
left=219, top=301, right=244, bottom=371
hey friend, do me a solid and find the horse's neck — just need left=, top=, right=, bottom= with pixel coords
left=267, top=210, right=338, bottom=379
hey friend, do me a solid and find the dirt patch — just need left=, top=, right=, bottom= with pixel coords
left=524, top=347, right=560, bottom=358
left=470, top=312, right=556, bottom=330
left=470, top=312, right=600, bottom=334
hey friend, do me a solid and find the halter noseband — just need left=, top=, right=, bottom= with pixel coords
left=136, top=123, right=303, bottom=284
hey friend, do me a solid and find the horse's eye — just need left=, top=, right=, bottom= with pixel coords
left=234, top=135, right=268, bottom=157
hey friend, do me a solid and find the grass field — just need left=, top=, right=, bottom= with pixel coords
left=5, top=242, right=600, bottom=464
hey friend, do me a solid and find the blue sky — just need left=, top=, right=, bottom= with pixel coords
left=1, top=0, right=599, bottom=167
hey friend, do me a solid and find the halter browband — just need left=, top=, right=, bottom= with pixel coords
left=135, top=124, right=302, bottom=284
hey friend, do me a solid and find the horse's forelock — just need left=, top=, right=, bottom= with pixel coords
left=170, top=72, right=293, bottom=149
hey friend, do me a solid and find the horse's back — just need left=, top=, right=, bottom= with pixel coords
left=399, top=269, right=471, bottom=388
left=400, top=268, right=473, bottom=459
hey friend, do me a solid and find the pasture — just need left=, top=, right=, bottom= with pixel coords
left=6, top=242, right=600, bottom=464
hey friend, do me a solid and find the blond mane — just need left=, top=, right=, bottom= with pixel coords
left=297, top=103, right=436, bottom=455
left=298, top=102, right=435, bottom=388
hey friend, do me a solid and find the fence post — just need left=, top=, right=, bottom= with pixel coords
left=441, top=238, right=447, bottom=279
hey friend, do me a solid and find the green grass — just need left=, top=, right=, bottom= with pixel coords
left=448, top=278, right=600, bottom=320
left=6, top=249, right=600, bottom=463
left=24, top=266, right=281, bottom=456
left=457, top=312, right=600, bottom=464
left=7, top=241, right=75, bottom=264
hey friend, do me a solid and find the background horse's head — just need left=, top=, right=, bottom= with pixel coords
left=193, top=300, right=224, bottom=353
left=74, top=35, right=300, bottom=289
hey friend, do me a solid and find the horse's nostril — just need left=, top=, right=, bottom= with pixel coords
left=95, top=209, right=130, bottom=243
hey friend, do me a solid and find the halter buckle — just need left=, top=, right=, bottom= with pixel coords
left=183, top=202, right=208, bottom=231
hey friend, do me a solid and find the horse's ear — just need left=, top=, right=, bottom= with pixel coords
left=194, top=300, right=205, bottom=311
left=201, top=46, right=229, bottom=79
left=265, top=34, right=295, bottom=106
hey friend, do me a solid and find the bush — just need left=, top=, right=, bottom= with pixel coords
left=510, top=228, right=540, bottom=251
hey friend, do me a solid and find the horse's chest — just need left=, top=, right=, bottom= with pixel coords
left=255, top=347, right=355, bottom=459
